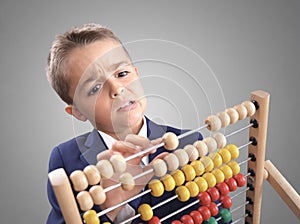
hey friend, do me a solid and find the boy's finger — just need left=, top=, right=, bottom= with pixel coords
left=124, top=134, right=152, bottom=149
left=111, top=140, right=139, bottom=154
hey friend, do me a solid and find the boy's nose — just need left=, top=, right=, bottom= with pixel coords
left=108, top=79, right=124, bottom=98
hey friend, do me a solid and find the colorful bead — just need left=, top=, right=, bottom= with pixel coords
left=220, top=195, right=232, bottom=208
left=190, top=210, right=203, bottom=224
left=218, top=148, right=231, bottom=163
left=148, top=216, right=161, bottom=224
left=96, top=159, right=114, bottom=179
left=152, top=159, right=168, bottom=177
left=164, top=153, right=179, bottom=171
left=225, top=108, right=239, bottom=124
left=138, top=204, right=153, bottom=221
left=161, top=174, right=176, bottom=191
left=193, top=140, right=208, bottom=157
left=171, top=170, right=185, bottom=186
left=76, top=191, right=93, bottom=211
left=203, top=217, right=217, bottom=224
left=163, top=132, right=179, bottom=150
left=83, top=165, right=101, bottom=185
left=110, top=154, right=126, bottom=173
left=205, top=115, right=222, bottom=131
left=202, top=173, right=217, bottom=188
left=203, top=137, right=217, bottom=153
left=234, top=104, right=248, bottom=120
left=89, top=185, right=106, bottom=205
left=211, top=168, right=225, bottom=184
left=149, top=179, right=164, bottom=197
left=197, top=191, right=211, bottom=206
left=184, top=144, right=199, bottom=161
left=216, top=182, right=229, bottom=196
left=219, top=164, right=233, bottom=179
left=174, top=149, right=189, bottom=166
left=190, top=160, right=205, bottom=176
left=186, top=181, right=200, bottom=197
left=176, top=186, right=191, bottom=202
left=119, top=172, right=135, bottom=191
left=227, top=161, right=240, bottom=175
left=217, top=111, right=231, bottom=128
left=70, top=170, right=88, bottom=192
left=194, top=177, right=208, bottom=192
left=207, top=202, right=219, bottom=216
left=181, top=214, right=194, bottom=224
left=200, top=156, right=214, bottom=172
left=242, top=100, right=256, bottom=116
left=225, top=177, right=238, bottom=192
left=198, top=206, right=211, bottom=221
left=206, top=187, right=220, bottom=201
left=208, top=152, right=223, bottom=168
left=233, top=173, right=246, bottom=187
left=219, top=208, right=232, bottom=223
left=83, top=210, right=100, bottom=224
left=181, top=164, right=196, bottom=181
left=226, top=144, right=239, bottom=160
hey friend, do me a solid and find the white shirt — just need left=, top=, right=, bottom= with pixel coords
left=98, top=116, right=148, bottom=223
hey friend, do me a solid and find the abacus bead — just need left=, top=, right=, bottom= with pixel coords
left=213, top=132, right=227, bottom=149
left=184, top=144, right=199, bottom=161
left=211, top=168, right=225, bottom=184
left=220, top=208, right=232, bottom=223
left=203, top=217, right=217, bottom=224
left=84, top=165, right=101, bottom=186
left=242, top=100, right=256, bottom=116
left=206, top=187, right=220, bottom=201
left=186, top=181, right=200, bottom=197
left=190, top=210, right=203, bottom=224
left=149, top=179, right=164, bottom=197
left=152, top=159, right=167, bottom=177
left=70, top=170, right=88, bottom=191
left=83, top=210, right=100, bottom=224
left=233, top=173, right=246, bottom=187
left=217, top=111, right=231, bottom=128
left=148, top=216, right=161, bottom=224
left=220, top=195, right=232, bottom=208
left=205, top=115, right=222, bottom=131
left=194, top=177, right=208, bottom=192
left=198, top=206, right=211, bottom=221
left=110, top=154, right=126, bottom=173
left=207, top=202, right=219, bottom=216
left=174, top=149, right=189, bottom=166
left=218, top=148, right=231, bottom=163
left=203, top=137, right=217, bottom=153
left=171, top=170, right=186, bottom=186
left=216, top=182, right=230, bottom=195
left=225, top=108, right=239, bottom=124
left=234, top=104, right=248, bottom=120
left=219, top=165, right=233, bottom=179
left=181, top=215, right=194, bottom=224
left=226, top=144, right=239, bottom=160
left=225, top=177, right=238, bottom=192
left=89, top=185, right=106, bottom=205
left=176, top=186, right=191, bottom=202
left=96, top=159, right=114, bottom=179
left=208, top=152, right=223, bottom=168
left=119, top=172, right=135, bottom=191
left=162, top=132, right=179, bottom=150
left=227, top=161, right=240, bottom=175
left=164, top=153, right=179, bottom=171
left=161, top=174, right=176, bottom=191
left=182, top=164, right=196, bottom=181
left=190, top=160, right=205, bottom=176
left=202, top=173, right=217, bottom=188
left=77, top=191, right=94, bottom=211
left=171, top=221, right=182, bottom=224
left=197, top=191, right=211, bottom=206
left=138, top=204, right=153, bottom=221
left=199, top=156, right=214, bottom=172
left=193, top=140, right=208, bottom=157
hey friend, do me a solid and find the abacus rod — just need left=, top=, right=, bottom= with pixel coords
left=217, top=187, right=250, bottom=207
left=238, top=141, right=252, bottom=150
left=231, top=214, right=248, bottom=224
left=225, top=123, right=253, bottom=138
left=120, top=213, right=140, bottom=224
left=152, top=195, right=178, bottom=210
left=216, top=201, right=249, bottom=222
left=177, top=124, right=208, bottom=140
left=239, top=157, right=252, bottom=166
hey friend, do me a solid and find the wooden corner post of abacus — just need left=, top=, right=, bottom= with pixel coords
left=245, top=90, right=270, bottom=224
left=48, top=168, right=82, bottom=224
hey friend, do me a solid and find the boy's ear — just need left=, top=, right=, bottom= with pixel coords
left=65, top=105, right=87, bottom=122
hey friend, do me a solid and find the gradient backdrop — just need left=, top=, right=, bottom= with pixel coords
left=0, top=1, right=299, bottom=223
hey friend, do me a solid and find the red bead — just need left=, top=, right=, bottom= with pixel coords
left=233, top=173, right=246, bottom=187
left=225, top=178, right=238, bottom=192
left=207, top=202, right=219, bottom=216
left=206, top=187, right=220, bottom=201
left=220, top=195, right=232, bottom=209
left=148, top=216, right=161, bottom=224
left=197, top=192, right=211, bottom=206
left=198, top=206, right=211, bottom=221
left=171, top=220, right=182, bottom=224
left=181, top=214, right=194, bottom=224
left=216, top=182, right=229, bottom=195
left=190, top=210, right=203, bottom=224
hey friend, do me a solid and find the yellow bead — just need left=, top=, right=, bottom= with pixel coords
left=181, top=164, right=196, bottom=181
left=220, top=164, right=233, bottom=179
left=138, top=204, right=153, bottom=221
left=83, top=210, right=100, bottom=224
left=185, top=181, right=199, bottom=197
left=190, top=160, right=205, bottom=176
left=171, top=170, right=185, bottom=186
left=227, top=161, right=240, bottom=175
left=161, top=174, right=176, bottom=191
left=218, top=148, right=232, bottom=163
left=211, top=168, right=225, bottom=184
left=194, top=177, right=208, bottom=192
left=175, top=186, right=191, bottom=202
left=199, top=156, right=214, bottom=172
left=226, top=144, right=239, bottom=160
left=202, top=172, right=217, bottom=188
left=208, top=152, right=223, bottom=168
left=148, top=179, right=164, bottom=197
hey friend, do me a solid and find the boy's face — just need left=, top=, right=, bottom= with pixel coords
left=65, top=40, right=146, bottom=138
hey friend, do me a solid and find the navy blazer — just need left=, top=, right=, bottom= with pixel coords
left=47, top=117, right=203, bottom=224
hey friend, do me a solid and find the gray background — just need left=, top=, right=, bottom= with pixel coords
left=0, top=0, right=299, bottom=223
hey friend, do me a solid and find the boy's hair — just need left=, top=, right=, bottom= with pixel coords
left=46, top=23, right=122, bottom=105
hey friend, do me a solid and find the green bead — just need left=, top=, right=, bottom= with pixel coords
left=204, top=217, right=217, bottom=224
left=220, top=208, right=232, bottom=223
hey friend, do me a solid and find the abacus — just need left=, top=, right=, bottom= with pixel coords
left=48, top=90, right=300, bottom=224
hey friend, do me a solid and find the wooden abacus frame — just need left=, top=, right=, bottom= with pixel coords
left=48, top=90, right=300, bottom=224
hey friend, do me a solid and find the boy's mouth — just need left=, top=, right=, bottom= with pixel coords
left=117, top=100, right=137, bottom=111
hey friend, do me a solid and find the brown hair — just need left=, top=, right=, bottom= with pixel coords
left=46, top=23, right=122, bottom=104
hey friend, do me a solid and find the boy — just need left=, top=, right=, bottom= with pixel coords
left=46, top=23, right=202, bottom=223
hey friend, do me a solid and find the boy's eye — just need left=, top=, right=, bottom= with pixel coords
left=117, top=71, right=129, bottom=77
left=88, top=84, right=101, bottom=96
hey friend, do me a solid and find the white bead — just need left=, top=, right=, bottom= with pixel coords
left=193, top=140, right=208, bottom=157
left=203, top=137, right=218, bottom=153
left=164, top=153, right=179, bottom=171
left=205, top=115, right=222, bottom=131
left=184, top=144, right=199, bottom=161
left=174, top=149, right=189, bottom=166
left=213, top=132, right=227, bottom=149
left=152, top=159, right=168, bottom=177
